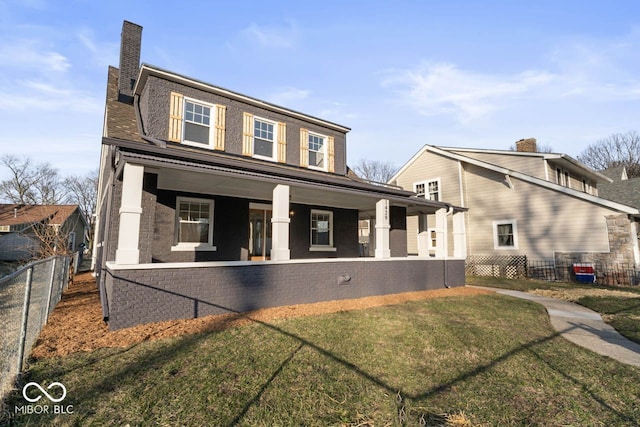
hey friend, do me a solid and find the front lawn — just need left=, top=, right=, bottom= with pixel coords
left=467, top=275, right=640, bottom=344
left=3, top=293, right=639, bottom=426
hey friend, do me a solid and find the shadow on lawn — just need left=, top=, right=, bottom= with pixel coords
left=5, top=278, right=637, bottom=426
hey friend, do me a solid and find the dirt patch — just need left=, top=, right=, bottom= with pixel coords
left=530, top=288, right=640, bottom=302
left=31, top=272, right=492, bottom=359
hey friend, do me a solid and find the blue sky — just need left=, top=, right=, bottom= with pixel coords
left=1, top=0, right=640, bottom=180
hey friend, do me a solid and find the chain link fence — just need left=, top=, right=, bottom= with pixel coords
left=0, top=256, right=70, bottom=403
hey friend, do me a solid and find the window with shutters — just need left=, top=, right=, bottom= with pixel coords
left=307, top=132, right=327, bottom=171
left=168, top=92, right=226, bottom=151
left=183, top=99, right=212, bottom=146
left=253, top=116, right=277, bottom=160
left=493, top=219, right=518, bottom=250
left=414, top=178, right=440, bottom=201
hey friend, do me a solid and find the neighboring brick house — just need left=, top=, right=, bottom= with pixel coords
left=389, top=139, right=640, bottom=268
left=94, top=21, right=467, bottom=329
left=0, top=204, right=88, bottom=261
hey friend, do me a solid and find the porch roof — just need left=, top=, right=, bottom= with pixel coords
left=104, top=137, right=465, bottom=217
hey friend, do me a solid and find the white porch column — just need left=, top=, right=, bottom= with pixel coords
left=435, top=208, right=448, bottom=258
left=271, top=184, right=290, bottom=261
left=115, top=163, right=144, bottom=264
left=375, top=199, right=391, bottom=259
left=453, top=211, right=467, bottom=258
left=417, top=214, right=429, bottom=257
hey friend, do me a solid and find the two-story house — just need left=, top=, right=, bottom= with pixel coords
left=390, top=139, right=640, bottom=271
left=94, top=21, right=467, bottom=330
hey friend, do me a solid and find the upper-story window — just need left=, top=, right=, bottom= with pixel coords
left=414, top=179, right=440, bottom=201
left=168, top=92, right=226, bottom=150
left=184, top=100, right=211, bottom=146
left=308, top=132, right=327, bottom=171
left=242, top=112, right=286, bottom=163
left=300, top=128, right=335, bottom=173
left=253, top=117, right=276, bottom=160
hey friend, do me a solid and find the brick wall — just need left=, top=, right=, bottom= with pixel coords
left=104, top=258, right=465, bottom=329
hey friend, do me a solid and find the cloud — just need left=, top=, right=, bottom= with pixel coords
left=0, top=79, right=102, bottom=113
left=76, top=27, right=119, bottom=68
left=0, top=38, right=70, bottom=72
left=266, top=87, right=311, bottom=105
left=240, top=21, right=298, bottom=49
left=381, top=62, right=555, bottom=122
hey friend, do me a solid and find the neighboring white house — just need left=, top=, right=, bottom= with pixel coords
left=389, top=139, right=640, bottom=266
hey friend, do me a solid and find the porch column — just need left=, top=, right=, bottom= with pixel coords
left=375, top=199, right=390, bottom=259
left=435, top=207, right=448, bottom=258
left=417, top=214, right=429, bottom=257
left=631, top=221, right=640, bottom=265
left=115, top=163, right=144, bottom=265
left=453, top=211, right=467, bottom=258
left=271, top=184, right=290, bottom=261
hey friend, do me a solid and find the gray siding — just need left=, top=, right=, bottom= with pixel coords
left=139, top=76, right=348, bottom=175
left=104, top=258, right=465, bottom=329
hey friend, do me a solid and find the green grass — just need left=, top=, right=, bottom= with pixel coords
left=467, top=275, right=640, bottom=344
left=2, top=294, right=640, bottom=426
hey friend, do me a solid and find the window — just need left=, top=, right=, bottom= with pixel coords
left=414, top=179, right=440, bottom=201
left=493, top=220, right=518, bottom=250
left=310, top=210, right=334, bottom=249
left=308, top=132, right=327, bottom=170
left=183, top=99, right=212, bottom=146
left=174, top=197, right=215, bottom=250
left=253, top=117, right=276, bottom=159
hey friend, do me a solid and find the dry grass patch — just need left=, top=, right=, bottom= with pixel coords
left=530, top=288, right=640, bottom=302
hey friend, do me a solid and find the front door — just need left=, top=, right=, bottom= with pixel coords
left=249, top=204, right=272, bottom=260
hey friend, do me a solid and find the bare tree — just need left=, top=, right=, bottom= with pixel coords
left=0, top=155, right=65, bottom=204
left=577, top=131, right=640, bottom=177
left=352, top=159, right=398, bottom=183
left=64, top=169, right=98, bottom=248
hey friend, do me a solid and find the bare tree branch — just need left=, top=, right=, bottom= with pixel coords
left=352, top=159, right=398, bottom=183
left=0, top=155, right=65, bottom=204
left=64, top=169, right=98, bottom=247
left=577, top=131, right=640, bottom=177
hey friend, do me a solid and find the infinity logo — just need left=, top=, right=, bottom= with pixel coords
left=22, top=382, right=67, bottom=403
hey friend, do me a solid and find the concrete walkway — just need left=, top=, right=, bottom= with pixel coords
left=472, top=286, right=640, bottom=368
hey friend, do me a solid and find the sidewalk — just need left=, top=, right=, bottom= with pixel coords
left=471, top=286, right=640, bottom=368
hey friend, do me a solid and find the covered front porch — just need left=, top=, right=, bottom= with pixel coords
left=96, top=143, right=467, bottom=328
left=108, top=149, right=467, bottom=266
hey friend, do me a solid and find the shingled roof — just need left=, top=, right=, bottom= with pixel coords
left=598, top=167, right=640, bottom=208
left=0, top=204, right=82, bottom=228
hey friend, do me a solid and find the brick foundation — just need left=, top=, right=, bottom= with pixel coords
left=104, top=258, right=464, bottom=329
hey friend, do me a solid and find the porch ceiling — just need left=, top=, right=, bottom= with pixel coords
left=157, top=168, right=406, bottom=216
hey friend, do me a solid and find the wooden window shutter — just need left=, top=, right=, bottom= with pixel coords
left=214, top=104, right=226, bottom=151
left=328, top=136, right=335, bottom=173
left=168, top=92, right=184, bottom=142
left=277, top=122, right=286, bottom=163
left=299, top=128, right=309, bottom=167
left=242, top=112, right=254, bottom=156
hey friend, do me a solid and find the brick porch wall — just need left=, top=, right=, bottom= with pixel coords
left=104, top=258, right=465, bottom=329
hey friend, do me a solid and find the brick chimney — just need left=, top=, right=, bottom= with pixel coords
left=515, top=138, right=537, bottom=153
left=118, top=21, right=143, bottom=103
